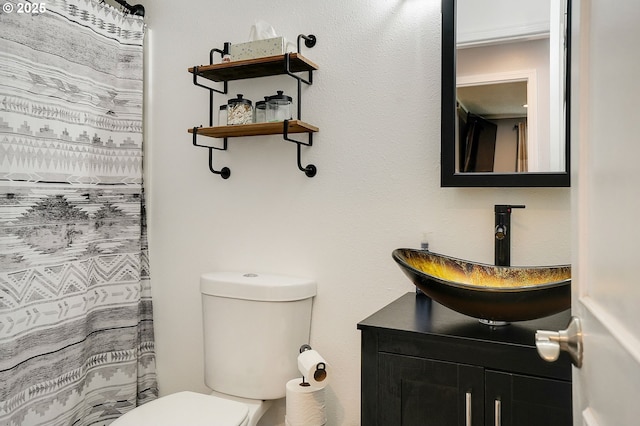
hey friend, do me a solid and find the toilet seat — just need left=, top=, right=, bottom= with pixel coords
left=111, top=391, right=249, bottom=426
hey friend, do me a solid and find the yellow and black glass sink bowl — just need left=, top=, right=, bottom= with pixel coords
left=392, top=248, right=571, bottom=323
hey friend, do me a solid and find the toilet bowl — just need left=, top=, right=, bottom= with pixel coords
left=112, top=272, right=316, bottom=426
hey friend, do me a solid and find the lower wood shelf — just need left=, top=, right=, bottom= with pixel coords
left=189, top=120, right=318, bottom=178
left=188, top=120, right=318, bottom=139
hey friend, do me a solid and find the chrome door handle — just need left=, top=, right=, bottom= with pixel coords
left=535, top=316, right=583, bottom=368
left=494, top=399, right=501, bottom=426
left=465, top=391, right=472, bottom=426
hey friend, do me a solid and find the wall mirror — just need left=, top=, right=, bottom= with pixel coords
left=441, top=0, right=571, bottom=187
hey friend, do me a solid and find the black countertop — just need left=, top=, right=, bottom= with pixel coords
left=358, top=292, right=573, bottom=380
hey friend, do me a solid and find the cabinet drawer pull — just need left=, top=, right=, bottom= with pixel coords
left=494, top=399, right=501, bottom=426
left=465, top=391, right=472, bottom=426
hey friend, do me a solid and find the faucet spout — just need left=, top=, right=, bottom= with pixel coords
left=494, top=204, right=525, bottom=266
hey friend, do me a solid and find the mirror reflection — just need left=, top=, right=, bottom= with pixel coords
left=456, top=0, right=566, bottom=174
left=441, top=0, right=570, bottom=187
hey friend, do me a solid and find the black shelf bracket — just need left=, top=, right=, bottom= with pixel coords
left=191, top=64, right=228, bottom=95
left=284, top=34, right=316, bottom=122
left=191, top=47, right=229, bottom=126
left=279, top=35, right=317, bottom=177
left=286, top=34, right=316, bottom=86
left=283, top=120, right=316, bottom=178
left=192, top=127, right=230, bottom=179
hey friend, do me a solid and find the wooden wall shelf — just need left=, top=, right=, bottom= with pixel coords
left=188, top=34, right=318, bottom=178
left=188, top=53, right=318, bottom=82
left=188, top=120, right=319, bottom=139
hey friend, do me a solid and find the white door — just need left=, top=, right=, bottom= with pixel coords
left=570, top=0, right=640, bottom=424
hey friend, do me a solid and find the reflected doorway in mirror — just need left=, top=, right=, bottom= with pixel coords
left=457, top=70, right=537, bottom=172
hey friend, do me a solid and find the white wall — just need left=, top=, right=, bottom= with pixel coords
left=143, top=1, right=571, bottom=424
left=457, top=0, right=550, bottom=45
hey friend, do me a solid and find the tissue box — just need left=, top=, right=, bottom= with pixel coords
left=229, top=37, right=287, bottom=61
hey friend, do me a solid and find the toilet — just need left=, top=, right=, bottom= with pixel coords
left=112, top=271, right=316, bottom=426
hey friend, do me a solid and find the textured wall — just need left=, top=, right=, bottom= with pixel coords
left=143, top=1, right=571, bottom=424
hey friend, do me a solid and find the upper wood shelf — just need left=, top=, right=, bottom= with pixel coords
left=188, top=53, right=319, bottom=82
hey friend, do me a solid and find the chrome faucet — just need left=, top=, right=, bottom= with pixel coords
left=494, top=204, right=525, bottom=266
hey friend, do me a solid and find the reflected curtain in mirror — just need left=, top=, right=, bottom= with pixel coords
left=517, top=122, right=528, bottom=172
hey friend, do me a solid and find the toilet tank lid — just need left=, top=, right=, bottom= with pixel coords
left=200, top=272, right=317, bottom=301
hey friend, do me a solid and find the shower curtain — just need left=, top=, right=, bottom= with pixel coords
left=0, top=1, right=157, bottom=424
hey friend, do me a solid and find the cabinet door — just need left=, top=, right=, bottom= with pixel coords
left=485, top=370, right=572, bottom=426
left=378, top=353, right=484, bottom=426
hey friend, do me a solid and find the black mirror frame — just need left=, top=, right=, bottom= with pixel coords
left=441, top=0, right=571, bottom=187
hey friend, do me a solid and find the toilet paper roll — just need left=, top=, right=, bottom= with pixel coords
left=297, top=349, right=331, bottom=389
left=286, top=379, right=327, bottom=426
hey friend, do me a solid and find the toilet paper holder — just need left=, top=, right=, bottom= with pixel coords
left=298, top=344, right=328, bottom=388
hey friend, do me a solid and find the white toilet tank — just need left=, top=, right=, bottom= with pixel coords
left=200, top=272, right=316, bottom=401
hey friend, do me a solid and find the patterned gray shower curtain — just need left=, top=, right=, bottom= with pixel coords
left=0, top=0, right=158, bottom=424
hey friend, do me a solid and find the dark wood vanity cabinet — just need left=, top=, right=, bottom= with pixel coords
left=358, top=293, right=573, bottom=426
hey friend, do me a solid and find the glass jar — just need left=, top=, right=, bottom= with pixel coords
left=266, top=90, right=293, bottom=122
left=218, top=104, right=227, bottom=126
left=227, top=94, right=253, bottom=125
left=254, top=97, right=268, bottom=123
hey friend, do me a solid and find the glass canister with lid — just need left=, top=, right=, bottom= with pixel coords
left=266, top=90, right=293, bottom=122
left=227, top=94, right=253, bottom=125
left=218, top=104, right=227, bottom=126
left=254, top=97, right=268, bottom=123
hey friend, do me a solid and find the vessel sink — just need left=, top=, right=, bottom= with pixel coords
left=392, top=248, right=571, bottom=323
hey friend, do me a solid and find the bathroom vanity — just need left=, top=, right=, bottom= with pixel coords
left=358, top=293, right=572, bottom=425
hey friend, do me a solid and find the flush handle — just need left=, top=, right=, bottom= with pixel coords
left=535, top=316, right=583, bottom=368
